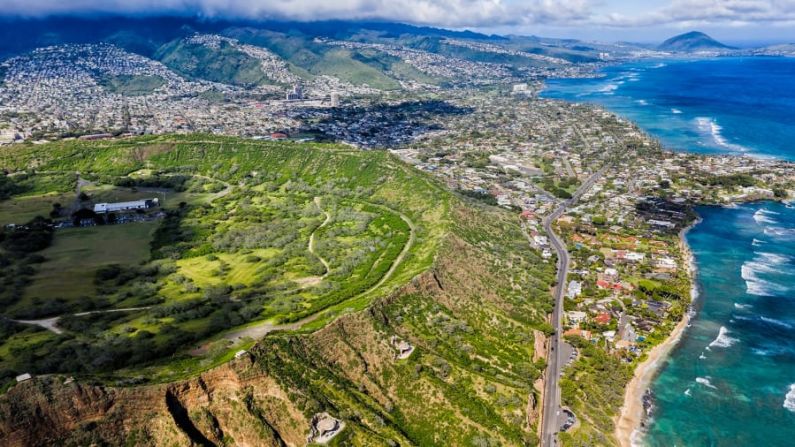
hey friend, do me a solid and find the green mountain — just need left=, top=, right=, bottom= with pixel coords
left=154, top=37, right=274, bottom=87
left=658, top=31, right=735, bottom=52
left=223, top=27, right=441, bottom=89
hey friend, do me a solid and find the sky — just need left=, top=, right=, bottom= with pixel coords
left=1, top=0, right=794, bottom=44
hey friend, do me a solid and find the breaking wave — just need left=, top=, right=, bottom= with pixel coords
left=671, top=108, right=683, bottom=114
left=785, top=384, right=795, bottom=412
left=694, top=117, right=749, bottom=152
left=735, top=314, right=793, bottom=330
left=754, top=209, right=779, bottom=225
left=734, top=303, right=752, bottom=310
left=708, top=326, right=738, bottom=348
left=740, top=252, right=791, bottom=296
left=598, top=83, right=619, bottom=94
left=761, top=316, right=793, bottom=330
left=696, top=377, right=717, bottom=389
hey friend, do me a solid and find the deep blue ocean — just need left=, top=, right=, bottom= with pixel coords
left=541, top=57, right=795, bottom=160
left=542, top=58, right=795, bottom=446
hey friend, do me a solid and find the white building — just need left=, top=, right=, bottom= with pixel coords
left=15, top=373, right=32, bottom=383
left=93, top=198, right=158, bottom=214
left=567, top=280, right=582, bottom=298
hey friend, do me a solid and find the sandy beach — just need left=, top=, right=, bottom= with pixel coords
left=614, top=220, right=700, bottom=447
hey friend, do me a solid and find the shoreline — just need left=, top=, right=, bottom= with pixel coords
left=614, top=218, right=701, bottom=447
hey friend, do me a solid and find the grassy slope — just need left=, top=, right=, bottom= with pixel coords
left=155, top=40, right=272, bottom=86
left=223, top=28, right=422, bottom=89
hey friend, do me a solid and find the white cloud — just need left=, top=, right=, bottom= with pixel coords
left=0, top=0, right=595, bottom=27
left=3, top=0, right=794, bottom=29
left=600, top=0, right=795, bottom=27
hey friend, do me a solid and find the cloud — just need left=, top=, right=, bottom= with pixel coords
left=4, top=0, right=793, bottom=29
left=0, top=0, right=595, bottom=27
left=600, top=0, right=795, bottom=27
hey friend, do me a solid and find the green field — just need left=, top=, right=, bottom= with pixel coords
left=21, top=222, right=157, bottom=306
left=0, top=192, right=73, bottom=226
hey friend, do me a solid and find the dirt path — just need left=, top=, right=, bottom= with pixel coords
left=9, top=306, right=152, bottom=335
left=308, top=196, right=332, bottom=277
left=192, top=174, right=232, bottom=203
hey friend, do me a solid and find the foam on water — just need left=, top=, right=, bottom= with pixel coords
left=735, top=314, right=793, bottom=330
left=696, top=377, right=717, bottom=389
left=764, top=227, right=795, bottom=239
left=734, top=303, right=752, bottom=310
left=760, top=316, right=793, bottom=330
left=694, top=117, right=749, bottom=152
left=740, top=253, right=790, bottom=296
left=671, top=108, right=683, bottom=114
left=785, top=385, right=795, bottom=412
left=754, top=209, right=779, bottom=225
left=598, top=83, right=619, bottom=94
left=708, top=326, right=738, bottom=348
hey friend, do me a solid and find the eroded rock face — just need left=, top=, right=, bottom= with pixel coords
left=0, top=358, right=309, bottom=447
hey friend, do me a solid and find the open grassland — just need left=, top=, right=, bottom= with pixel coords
left=18, top=222, right=157, bottom=311
left=0, top=192, right=73, bottom=226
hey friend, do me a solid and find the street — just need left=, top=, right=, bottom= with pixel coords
left=540, top=168, right=605, bottom=447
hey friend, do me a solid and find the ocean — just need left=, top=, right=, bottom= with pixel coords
left=542, top=57, right=795, bottom=446
left=645, top=203, right=795, bottom=446
left=541, top=57, right=795, bottom=160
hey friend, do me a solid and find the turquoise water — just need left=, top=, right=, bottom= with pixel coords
left=645, top=204, right=795, bottom=446
left=541, top=57, right=795, bottom=160
left=541, top=58, right=795, bottom=445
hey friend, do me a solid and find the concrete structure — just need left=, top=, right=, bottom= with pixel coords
left=15, top=373, right=32, bottom=383
left=93, top=198, right=158, bottom=214
left=307, top=413, right=344, bottom=444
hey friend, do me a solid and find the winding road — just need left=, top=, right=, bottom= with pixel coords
left=540, top=167, right=606, bottom=447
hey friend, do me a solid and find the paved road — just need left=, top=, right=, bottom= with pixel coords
left=540, top=168, right=605, bottom=447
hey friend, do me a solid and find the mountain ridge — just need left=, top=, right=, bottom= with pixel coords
left=658, top=31, right=736, bottom=52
